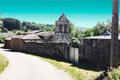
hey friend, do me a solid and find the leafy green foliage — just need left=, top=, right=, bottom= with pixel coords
left=93, top=22, right=109, bottom=36
left=82, top=28, right=94, bottom=37
left=69, top=20, right=115, bottom=43
left=0, top=27, right=8, bottom=33
left=16, top=30, right=25, bottom=35
left=21, top=21, right=55, bottom=31
left=69, top=23, right=83, bottom=43
left=82, top=21, right=112, bottom=37
left=0, top=28, right=2, bottom=32
left=2, top=18, right=21, bottom=30
left=0, top=36, right=5, bottom=43
left=108, top=68, right=120, bottom=80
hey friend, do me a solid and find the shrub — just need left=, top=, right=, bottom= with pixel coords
left=0, top=36, right=5, bottom=43
left=108, top=68, right=120, bottom=80
left=0, top=54, right=9, bottom=73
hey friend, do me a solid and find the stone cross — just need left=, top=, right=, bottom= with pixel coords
left=110, top=0, right=119, bottom=68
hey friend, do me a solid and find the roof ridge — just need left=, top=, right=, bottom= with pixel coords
left=58, top=13, right=68, bottom=21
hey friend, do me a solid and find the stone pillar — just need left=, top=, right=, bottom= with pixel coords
left=110, top=0, right=119, bottom=68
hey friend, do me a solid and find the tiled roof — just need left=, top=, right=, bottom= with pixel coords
left=58, top=13, right=69, bottom=22
left=5, top=35, right=23, bottom=40
left=22, top=34, right=41, bottom=40
left=24, top=30, right=42, bottom=34
left=36, top=32, right=54, bottom=37
left=85, top=35, right=120, bottom=40
left=12, top=35, right=23, bottom=39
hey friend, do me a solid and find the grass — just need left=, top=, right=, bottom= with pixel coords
left=40, top=57, right=100, bottom=80
left=0, top=53, right=9, bottom=73
left=108, top=68, right=120, bottom=80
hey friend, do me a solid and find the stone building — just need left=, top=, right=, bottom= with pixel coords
left=4, top=13, right=119, bottom=70
left=4, top=37, right=12, bottom=49
left=4, top=13, right=72, bottom=60
left=79, top=0, right=119, bottom=69
left=80, top=35, right=120, bottom=70
left=53, top=13, right=71, bottom=43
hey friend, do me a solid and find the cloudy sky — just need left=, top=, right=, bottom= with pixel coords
left=0, top=0, right=119, bottom=28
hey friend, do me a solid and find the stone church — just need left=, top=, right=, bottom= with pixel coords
left=4, top=13, right=72, bottom=59
left=53, top=13, right=71, bottom=43
left=34, top=13, right=71, bottom=43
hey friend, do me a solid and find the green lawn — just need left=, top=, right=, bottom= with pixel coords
left=40, top=57, right=100, bottom=80
left=0, top=53, right=9, bottom=73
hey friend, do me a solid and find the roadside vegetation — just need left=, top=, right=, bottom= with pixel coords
left=0, top=53, right=9, bottom=73
left=40, top=57, right=100, bottom=80
left=0, top=36, right=5, bottom=43
left=108, top=68, right=120, bottom=80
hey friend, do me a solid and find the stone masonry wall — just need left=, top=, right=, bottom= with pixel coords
left=22, top=42, right=70, bottom=59
left=79, top=39, right=120, bottom=69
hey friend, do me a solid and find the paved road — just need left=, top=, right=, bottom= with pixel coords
left=0, top=48, right=72, bottom=80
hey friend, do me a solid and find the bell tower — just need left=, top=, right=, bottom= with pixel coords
left=55, top=13, right=70, bottom=33
left=53, top=13, right=71, bottom=43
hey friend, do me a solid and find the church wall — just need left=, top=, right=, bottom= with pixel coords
left=22, top=42, right=70, bottom=59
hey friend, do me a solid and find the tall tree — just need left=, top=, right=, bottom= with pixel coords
left=2, top=18, right=21, bottom=30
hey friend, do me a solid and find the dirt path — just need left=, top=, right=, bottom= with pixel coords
left=0, top=48, right=72, bottom=80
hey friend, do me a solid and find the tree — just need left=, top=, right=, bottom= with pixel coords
left=93, top=22, right=106, bottom=36
left=21, top=21, right=55, bottom=31
left=82, top=21, right=112, bottom=37
left=2, top=18, right=21, bottom=30
left=83, top=28, right=94, bottom=37
left=69, top=23, right=82, bottom=43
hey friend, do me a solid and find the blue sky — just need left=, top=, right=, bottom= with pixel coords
left=0, top=0, right=119, bottom=28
